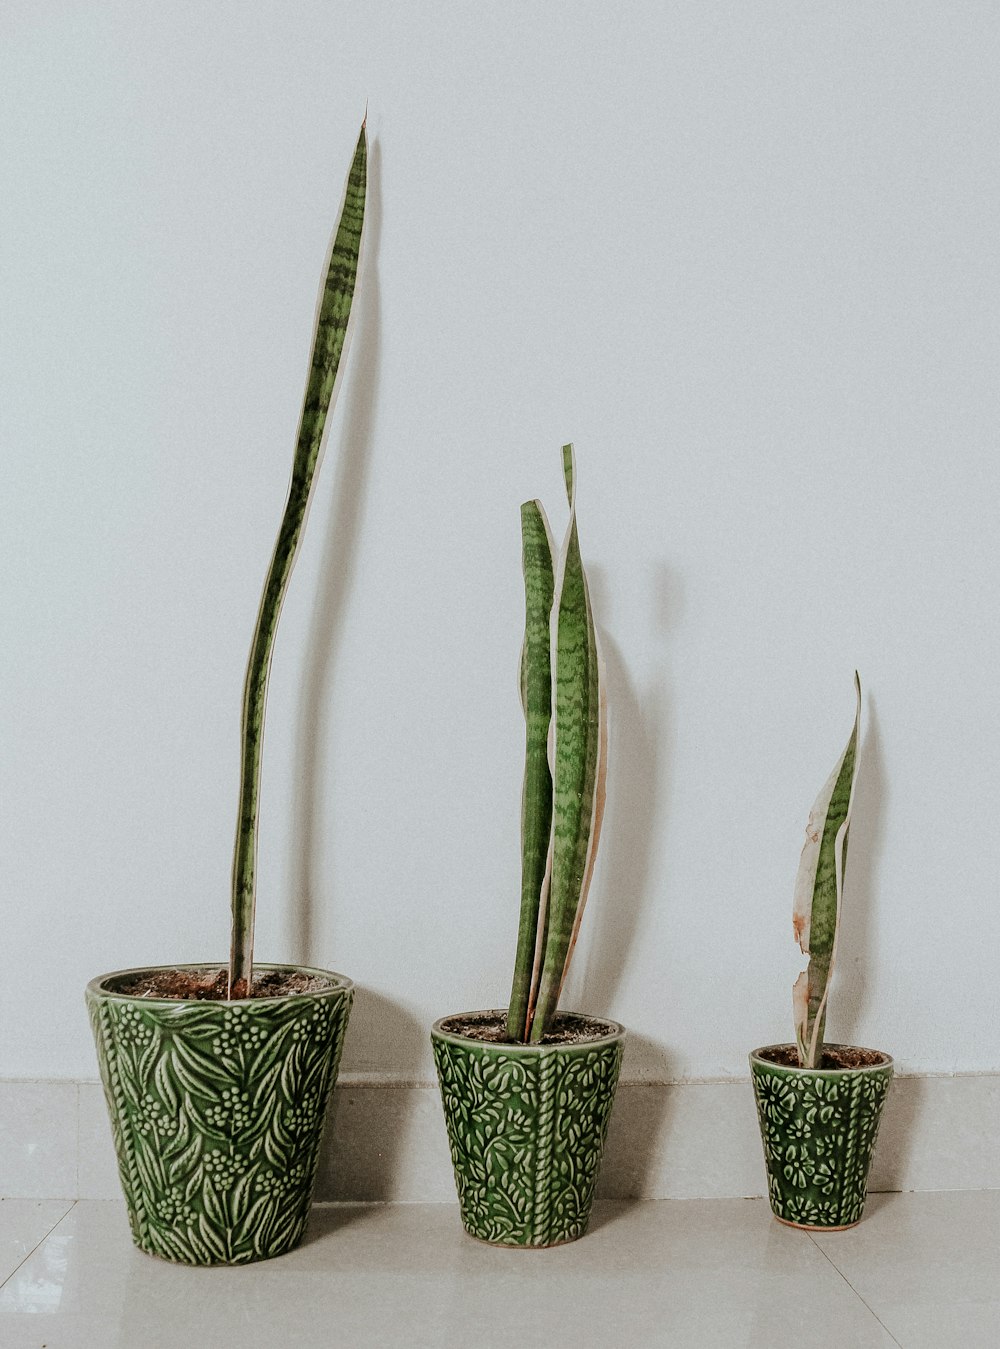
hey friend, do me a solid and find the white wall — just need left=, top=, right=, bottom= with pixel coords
left=3, top=1, right=999, bottom=1084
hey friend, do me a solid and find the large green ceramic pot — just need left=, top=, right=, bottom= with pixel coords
left=86, top=963, right=352, bottom=1265
left=431, top=1010, right=625, bottom=1248
left=750, top=1043, right=893, bottom=1230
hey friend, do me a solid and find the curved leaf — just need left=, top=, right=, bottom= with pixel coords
left=793, top=673, right=862, bottom=1067
left=230, top=122, right=368, bottom=995
left=529, top=447, right=604, bottom=1041
left=507, top=500, right=556, bottom=1040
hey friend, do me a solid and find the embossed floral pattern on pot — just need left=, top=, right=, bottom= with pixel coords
left=750, top=1044, right=893, bottom=1230
left=87, top=964, right=352, bottom=1265
left=432, top=1012, right=625, bottom=1248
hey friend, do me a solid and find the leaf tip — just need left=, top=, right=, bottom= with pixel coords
left=560, top=444, right=576, bottom=507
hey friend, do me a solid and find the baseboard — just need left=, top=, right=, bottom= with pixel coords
left=2, top=1074, right=996, bottom=1202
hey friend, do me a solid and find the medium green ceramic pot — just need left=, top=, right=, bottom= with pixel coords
left=750, top=1044, right=893, bottom=1230
left=431, top=1010, right=625, bottom=1248
left=86, top=963, right=352, bottom=1265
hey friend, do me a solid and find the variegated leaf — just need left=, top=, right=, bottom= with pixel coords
left=508, top=500, right=556, bottom=1040
left=230, top=123, right=368, bottom=996
left=528, top=447, right=605, bottom=1041
left=793, top=673, right=862, bottom=1068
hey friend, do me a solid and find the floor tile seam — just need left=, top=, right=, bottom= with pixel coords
left=805, top=1230, right=904, bottom=1348
left=0, top=1199, right=76, bottom=1294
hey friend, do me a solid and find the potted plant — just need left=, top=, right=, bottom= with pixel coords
left=750, top=673, right=893, bottom=1230
left=85, top=123, right=368, bottom=1265
left=432, top=447, right=624, bottom=1248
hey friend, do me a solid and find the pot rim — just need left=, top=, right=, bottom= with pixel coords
left=432, top=1008, right=626, bottom=1051
left=749, top=1042, right=893, bottom=1075
left=86, top=962, right=353, bottom=1006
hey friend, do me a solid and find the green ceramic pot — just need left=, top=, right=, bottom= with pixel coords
left=750, top=1043, right=893, bottom=1230
left=431, top=1010, right=625, bottom=1247
left=86, top=963, right=352, bottom=1265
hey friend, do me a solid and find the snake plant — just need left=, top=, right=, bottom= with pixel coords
left=791, top=673, right=862, bottom=1067
left=228, top=123, right=367, bottom=999
left=506, top=447, right=607, bottom=1043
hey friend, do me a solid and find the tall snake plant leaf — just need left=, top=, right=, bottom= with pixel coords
left=792, top=673, right=862, bottom=1068
left=558, top=616, right=607, bottom=1003
left=526, top=446, right=606, bottom=1042
left=507, top=501, right=556, bottom=1042
left=229, top=123, right=367, bottom=999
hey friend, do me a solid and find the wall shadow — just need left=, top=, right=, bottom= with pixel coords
left=288, top=136, right=383, bottom=968
left=591, top=1032, right=677, bottom=1227
left=869, top=1073, right=924, bottom=1193
left=576, top=630, right=667, bottom=1019
left=573, top=562, right=680, bottom=1223
left=312, top=989, right=430, bottom=1207
left=571, top=562, right=677, bottom=1024
left=339, top=982, right=429, bottom=1078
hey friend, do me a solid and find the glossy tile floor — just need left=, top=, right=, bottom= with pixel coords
left=0, top=1192, right=996, bottom=1348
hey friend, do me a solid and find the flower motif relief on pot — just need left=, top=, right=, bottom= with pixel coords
left=432, top=1017, right=625, bottom=1248
left=87, top=966, right=352, bottom=1265
left=750, top=1046, right=893, bottom=1230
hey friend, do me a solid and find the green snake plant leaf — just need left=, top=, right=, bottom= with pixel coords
left=558, top=631, right=607, bottom=1003
left=792, top=672, right=862, bottom=1068
left=506, top=501, right=556, bottom=1042
left=526, top=446, right=606, bottom=1042
left=229, top=123, right=368, bottom=998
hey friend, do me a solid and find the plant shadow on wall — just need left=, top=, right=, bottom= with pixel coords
left=310, top=993, right=428, bottom=1210
left=282, top=136, right=428, bottom=1199
left=834, top=694, right=884, bottom=1050
left=572, top=561, right=680, bottom=1203
left=833, top=697, right=916, bottom=1193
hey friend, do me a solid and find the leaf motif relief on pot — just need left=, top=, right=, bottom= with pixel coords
left=87, top=982, right=352, bottom=1265
left=432, top=1033, right=624, bottom=1248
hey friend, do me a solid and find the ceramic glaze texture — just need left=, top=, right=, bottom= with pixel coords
left=431, top=1014, right=625, bottom=1247
left=750, top=1045, right=893, bottom=1230
left=86, top=964, right=352, bottom=1265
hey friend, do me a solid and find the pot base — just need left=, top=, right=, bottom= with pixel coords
left=773, top=1214, right=861, bottom=1233
left=462, top=1225, right=587, bottom=1250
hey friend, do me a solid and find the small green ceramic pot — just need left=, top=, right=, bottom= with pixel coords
left=431, top=1010, right=625, bottom=1248
left=750, top=1044, right=893, bottom=1230
left=86, top=963, right=352, bottom=1265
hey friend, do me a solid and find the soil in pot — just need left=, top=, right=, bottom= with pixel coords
left=438, top=1010, right=619, bottom=1045
left=112, top=967, right=337, bottom=1001
left=757, top=1044, right=890, bottom=1071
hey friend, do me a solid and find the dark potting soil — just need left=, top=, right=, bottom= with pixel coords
left=759, top=1044, right=890, bottom=1070
left=112, top=968, right=336, bottom=1001
left=440, top=1010, right=619, bottom=1046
